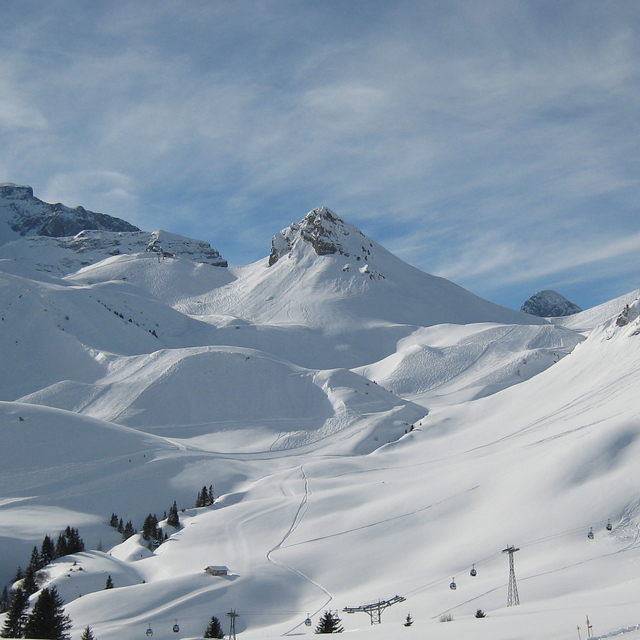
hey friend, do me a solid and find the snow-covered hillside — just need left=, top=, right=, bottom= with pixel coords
left=1, top=194, right=640, bottom=640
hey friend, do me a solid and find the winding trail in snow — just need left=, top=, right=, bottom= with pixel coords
left=264, top=465, right=333, bottom=636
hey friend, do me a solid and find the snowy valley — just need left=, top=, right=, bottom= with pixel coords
left=1, top=187, right=640, bottom=640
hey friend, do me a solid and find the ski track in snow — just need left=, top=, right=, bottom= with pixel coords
left=264, top=465, right=333, bottom=635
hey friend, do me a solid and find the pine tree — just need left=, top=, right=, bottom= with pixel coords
left=28, top=546, right=43, bottom=572
left=314, top=611, right=344, bottom=634
left=1, top=587, right=29, bottom=638
left=207, top=485, right=215, bottom=506
left=203, top=615, right=224, bottom=639
left=195, top=486, right=207, bottom=508
left=80, top=626, right=96, bottom=640
left=21, top=564, right=39, bottom=596
left=0, top=586, right=9, bottom=614
left=475, top=608, right=486, bottom=618
left=64, top=527, right=85, bottom=554
left=105, top=575, right=114, bottom=589
left=166, top=501, right=180, bottom=529
left=141, top=514, right=159, bottom=541
left=23, top=586, right=72, bottom=640
left=13, top=566, right=24, bottom=582
left=40, top=535, right=57, bottom=566
left=121, top=521, right=136, bottom=541
left=109, top=513, right=119, bottom=528
left=56, top=534, right=69, bottom=558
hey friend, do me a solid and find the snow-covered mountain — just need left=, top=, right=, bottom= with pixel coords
left=0, top=184, right=139, bottom=245
left=2, top=191, right=640, bottom=640
left=0, top=185, right=228, bottom=275
left=521, top=289, right=583, bottom=317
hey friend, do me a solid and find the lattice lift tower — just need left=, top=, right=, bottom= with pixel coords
left=227, top=609, right=239, bottom=640
left=502, top=546, right=520, bottom=606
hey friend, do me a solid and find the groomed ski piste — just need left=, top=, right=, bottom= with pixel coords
left=1, top=202, right=640, bottom=640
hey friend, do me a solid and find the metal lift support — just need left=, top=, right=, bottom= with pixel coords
left=343, top=595, right=406, bottom=625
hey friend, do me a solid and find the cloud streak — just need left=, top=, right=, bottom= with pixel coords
left=1, top=0, right=639, bottom=309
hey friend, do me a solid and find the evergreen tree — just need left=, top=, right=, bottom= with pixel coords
left=40, top=535, right=57, bottom=566
left=166, top=502, right=180, bottom=529
left=141, top=514, right=159, bottom=541
left=475, top=608, right=486, bottom=618
left=13, top=566, right=24, bottom=582
left=63, top=527, right=85, bottom=554
left=109, top=513, right=119, bottom=528
left=1, top=587, right=29, bottom=638
left=105, top=575, right=114, bottom=589
left=314, top=611, right=343, bottom=634
left=117, top=518, right=124, bottom=534
left=0, top=586, right=9, bottom=614
left=23, top=587, right=72, bottom=640
left=80, top=626, right=96, bottom=640
left=121, top=521, right=136, bottom=541
left=55, top=534, right=69, bottom=558
left=203, top=615, right=224, bottom=639
left=21, top=564, right=39, bottom=596
left=28, top=546, right=43, bottom=572
left=207, top=485, right=215, bottom=506
left=195, top=486, right=207, bottom=508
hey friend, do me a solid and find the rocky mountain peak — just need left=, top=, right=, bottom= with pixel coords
left=521, top=290, right=583, bottom=318
left=0, top=183, right=139, bottom=246
left=0, top=183, right=35, bottom=200
left=268, top=207, right=374, bottom=266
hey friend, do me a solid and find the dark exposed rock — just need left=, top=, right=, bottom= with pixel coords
left=521, top=290, right=582, bottom=318
left=1, top=183, right=139, bottom=240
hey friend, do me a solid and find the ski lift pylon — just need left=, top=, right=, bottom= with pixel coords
left=449, top=578, right=457, bottom=590
left=470, top=564, right=477, bottom=577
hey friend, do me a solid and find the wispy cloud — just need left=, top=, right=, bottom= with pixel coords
left=1, top=0, right=639, bottom=309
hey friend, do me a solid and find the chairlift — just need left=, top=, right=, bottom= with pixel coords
left=173, top=620, right=180, bottom=633
left=304, top=615, right=312, bottom=627
left=587, top=527, right=594, bottom=540
left=145, top=626, right=153, bottom=637
left=606, top=520, right=613, bottom=531
left=449, top=578, right=457, bottom=590
left=470, top=564, right=477, bottom=577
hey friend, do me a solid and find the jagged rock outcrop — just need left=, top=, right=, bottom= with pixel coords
left=268, top=207, right=375, bottom=266
left=615, top=298, right=640, bottom=327
left=521, top=290, right=582, bottom=318
left=0, top=183, right=139, bottom=242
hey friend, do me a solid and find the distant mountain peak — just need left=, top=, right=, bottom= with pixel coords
left=0, top=183, right=139, bottom=245
left=521, top=290, right=583, bottom=318
left=268, top=207, right=374, bottom=266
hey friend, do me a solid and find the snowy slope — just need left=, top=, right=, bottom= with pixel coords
left=2, top=197, right=640, bottom=640
left=2, top=300, right=640, bottom=640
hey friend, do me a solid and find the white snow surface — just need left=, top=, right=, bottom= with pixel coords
left=1, top=206, right=640, bottom=640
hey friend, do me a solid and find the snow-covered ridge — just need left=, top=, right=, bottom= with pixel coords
left=0, top=185, right=227, bottom=275
left=0, top=183, right=139, bottom=245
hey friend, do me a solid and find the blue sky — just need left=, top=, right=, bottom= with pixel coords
left=1, top=1, right=639, bottom=311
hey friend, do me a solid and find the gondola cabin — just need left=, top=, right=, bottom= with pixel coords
left=449, top=578, right=457, bottom=590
